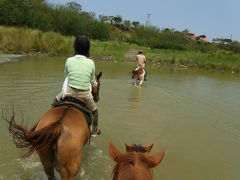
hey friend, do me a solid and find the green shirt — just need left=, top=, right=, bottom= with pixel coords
left=64, top=55, right=95, bottom=90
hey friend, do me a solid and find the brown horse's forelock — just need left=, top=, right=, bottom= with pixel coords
left=7, top=107, right=70, bottom=158
left=130, top=144, right=147, bottom=152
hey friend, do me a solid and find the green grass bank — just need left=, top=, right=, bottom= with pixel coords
left=0, top=26, right=240, bottom=72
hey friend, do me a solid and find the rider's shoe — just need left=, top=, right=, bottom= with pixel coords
left=91, top=110, right=101, bottom=137
left=91, top=127, right=101, bottom=137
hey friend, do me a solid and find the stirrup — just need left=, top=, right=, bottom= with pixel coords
left=91, top=127, right=101, bottom=137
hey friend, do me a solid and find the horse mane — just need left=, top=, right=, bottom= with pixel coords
left=6, top=107, right=70, bottom=158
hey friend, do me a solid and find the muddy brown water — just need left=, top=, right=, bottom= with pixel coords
left=0, top=55, right=240, bottom=179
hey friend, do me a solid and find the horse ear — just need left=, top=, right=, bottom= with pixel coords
left=97, top=72, right=102, bottom=79
left=143, top=144, right=153, bottom=153
left=109, top=142, right=121, bottom=161
left=148, top=150, right=165, bottom=168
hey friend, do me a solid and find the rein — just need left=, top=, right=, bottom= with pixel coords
left=92, top=80, right=98, bottom=87
left=113, top=167, right=118, bottom=180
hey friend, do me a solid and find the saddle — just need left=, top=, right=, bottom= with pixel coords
left=52, top=96, right=93, bottom=127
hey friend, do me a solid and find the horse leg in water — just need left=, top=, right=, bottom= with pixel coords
left=6, top=105, right=92, bottom=180
left=38, top=148, right=56, bottom=180
left=56, top=111, right=89, bottom=180
left=56, top=134, right=84, bottom=180
left=139, top=70, right=146, bottom=86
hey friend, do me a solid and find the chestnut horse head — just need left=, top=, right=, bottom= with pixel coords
left=132, top=67, right=145, bottom=86
left=109, top=142, right=165, bottom=180
left=92, top=72, right=102, bottom=102
left=6, top=72, right=103, bottom=180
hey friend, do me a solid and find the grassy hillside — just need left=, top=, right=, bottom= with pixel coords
left=0, top=26, right=240, bottom=72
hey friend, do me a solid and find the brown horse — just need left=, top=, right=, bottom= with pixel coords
left=132, top=67, right=145, bottom=86
left=109, top=142, right=165, bottom=180
left=6, top=72, right=102, bottom=180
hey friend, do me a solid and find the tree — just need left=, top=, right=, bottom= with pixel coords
left=123, top=20, right=131, bottom=31
left=199, top=35, right=206, bottom=38
left=132, top=21, right=139, bottom=28
left=66, top=1, right=82, bottom=13
left=99, top=15, right=109, bottom=23
left=108, top=16, right=114, bottom=24
left=112, top=15, right=122, bottom=25
left=222, top=38, right=232, bottom=45
left=182, top=29, right=190, bottom=35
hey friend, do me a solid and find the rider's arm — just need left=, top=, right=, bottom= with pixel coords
left=64, top=60, right=69, bottom=78
left=90, top=61, right=95, bottom=83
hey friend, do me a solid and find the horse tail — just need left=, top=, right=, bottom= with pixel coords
left=6, top=110, right=63, bottom=158
left=132, top=70, right=135, bottom=79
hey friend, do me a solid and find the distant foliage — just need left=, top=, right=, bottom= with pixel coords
left=0, top=0, right=239, bottom=53
left=0, top=0, right=110, bottom=40
left=0, top=26, right=74, bottom=55
left=129, top=26, right=188, bottom=50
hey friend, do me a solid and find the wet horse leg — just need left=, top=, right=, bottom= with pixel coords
left=57, top=137, right=84, bottom=180
left=139, top=73, right=144, bottom=86
left=134, top=75, right=138, bottom=86
left=38, top=148, right=56, bottom=180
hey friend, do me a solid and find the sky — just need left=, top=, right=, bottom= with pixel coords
left=47, top=0, right=240, bottom=42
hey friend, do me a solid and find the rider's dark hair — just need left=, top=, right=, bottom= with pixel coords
left=138, top=50, right=143, bottom=54
left=74, top=35, right=90, bottom=57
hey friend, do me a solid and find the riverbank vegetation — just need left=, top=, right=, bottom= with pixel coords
left=0, top=0, right=240, bottom=71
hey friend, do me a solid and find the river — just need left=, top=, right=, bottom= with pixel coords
left=0, top=55, right=240, bottom=180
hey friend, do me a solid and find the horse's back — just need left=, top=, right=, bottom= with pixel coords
left=35, top=107, right=67, bottom=131
left=35, top=107, right=88, bottom=131
left=60, top=107, right=90, bottom=144
left=35, top=106, right=90, bottom=146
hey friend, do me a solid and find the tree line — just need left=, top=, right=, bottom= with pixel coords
left=0, top=0, right=239, bottom=53
left=0, top=0, right=110, bottom=40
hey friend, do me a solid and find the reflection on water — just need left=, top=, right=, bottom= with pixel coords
left=0, top=54, right=22, bottom=64
left=128, top=86, right=142, bottom=110
left=0, top=56, right=240, bottom=179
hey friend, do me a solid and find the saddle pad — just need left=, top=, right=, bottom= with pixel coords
left=52, top=96, right=93, bottom=127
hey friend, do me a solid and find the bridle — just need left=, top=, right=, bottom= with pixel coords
left=91, top=79, right=100, bottom=102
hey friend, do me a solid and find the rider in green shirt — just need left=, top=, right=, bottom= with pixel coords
left=64, top=55, right=95, bottom=90
left=56, top=35, right=100, bottom=136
